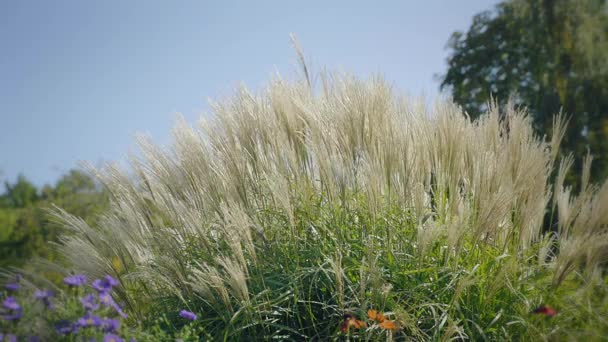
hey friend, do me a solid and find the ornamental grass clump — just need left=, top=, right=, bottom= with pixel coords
left=48, top=54, right=608, bottom=339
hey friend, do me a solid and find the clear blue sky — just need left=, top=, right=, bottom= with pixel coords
left=0, top=0, right=499, bottom=187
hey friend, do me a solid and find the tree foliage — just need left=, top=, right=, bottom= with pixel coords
left=0, top=170, right=107, bottom=268
left=3, top=175, right=38, bottom=208
left=441, top=0, right=608, bottom=182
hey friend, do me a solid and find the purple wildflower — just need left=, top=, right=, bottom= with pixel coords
left=92, top=275, right=120, bottom=293
left=5, top=283, right=19, bottom=291
left=80, top=294, right=99, bottom=311
left=92, top=280, right=108, bottom=293
left=3, top=297, right=20, bottom=311
left=64, top=274, right=87, bottom=287
left=55, top=320, right=78, bottom=335
left=2, top=310, right=23, bottom=320
left=99, top=292, right=113, bottom=306
left=6, top=334, right=17, bottom=342
left=105, top=275, right=119, bottom=287
left=101, top=317, right=120, bottom=333
left=77, top=313, right=102, bottom=328
left=103, top=334, right=124, bottom=342
left=34, top=289, right=55, bottom=310
left=34, top=289, right=53, bottom=299
left=1, top=296, right=22, bottom=320
left=4, top=273, right=22, bottom=291
left=28, top=336, right=42, bottom=342
left=99, top=292, right=127, bottom=318
left=179, top=310, right=197, bottom=321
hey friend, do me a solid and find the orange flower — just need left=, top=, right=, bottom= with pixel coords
left=340, top=314, right=367, bottom=333
left=367, top=309, right=386, bottom=323
left=379, top=320, right=397, bottom=331
left=531, top=305, right=558, bottom=317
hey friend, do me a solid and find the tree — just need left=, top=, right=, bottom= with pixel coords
left=2, top=174, right=38, bottom=208
left=53, top=169, right=97, bottom=197
left=440, top=0, right=608, bottom=182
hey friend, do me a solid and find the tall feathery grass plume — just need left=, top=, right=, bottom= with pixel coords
left=43, top=42, right=608, bottom=340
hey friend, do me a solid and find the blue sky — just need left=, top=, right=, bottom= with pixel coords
left=0, top=0, right=499, bottom=187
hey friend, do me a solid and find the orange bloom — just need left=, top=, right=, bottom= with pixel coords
left=531, top=305, right=558, bottom=317
left=340, top=314, right=367, bottom=333
left=379, top=320, right=397, bottom=331
left=367, top=309, right=386, bottom=323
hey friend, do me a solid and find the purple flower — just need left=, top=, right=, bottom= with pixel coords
left=103, top=334, right=124, bottom=342
left=64, top=274, right=87, bottom=287
left=2, top=310, right=23, bottom=320
left=1, top=296, right=22, bottom=320
left=34, top=289, right=54, bottom=299
left=6, top=334, right=17, bottom=342
left=80, top=294, right=99, bottom=311
left=55, top=320, right=78, bottom=335
left=99, top=292, right=127, bottom=318
left=4, top=273, right=22, bottom=291
left=5, top=283, right=19, bottom=291
left=99, top=292, right=113, bottom=305
left=3, top=297, right=20, bottom=311
left=92, top=275, right=119, bottom=293
left=28, top=336, right=42, bottom=342
left=106, top=275, right=119, bottom=286
left=92, top=279, right=108, bottom=293
left=35, top=289, right=55, bottom=310
left=77, top=313, right=102, bottom=328
left=101, top=317, right=120, bottom=333
left=179, top=309, right=197, bottom=321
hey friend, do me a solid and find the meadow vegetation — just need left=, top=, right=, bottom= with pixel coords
left=7, top=63, right=605, bottom=340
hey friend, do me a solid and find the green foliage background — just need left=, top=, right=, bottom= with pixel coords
left=441, top=0, right=608, bottom=183
left=0, top=170, right=107, bottom=269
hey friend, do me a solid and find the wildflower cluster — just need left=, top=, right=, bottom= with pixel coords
left=0, top=272, right=204, bottom=340
left=0, top=274, right=23, bottom=341
left=56, top=274, right=128, bottom=340
left=0, top=273, right=132, bottom=341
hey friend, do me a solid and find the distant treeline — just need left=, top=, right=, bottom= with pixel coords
left=0, top=170, right=107, bottom=268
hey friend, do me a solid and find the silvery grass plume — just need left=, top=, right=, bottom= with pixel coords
left=46, top=56, right=607, bottom=338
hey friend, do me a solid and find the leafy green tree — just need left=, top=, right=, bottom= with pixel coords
left=1, top=174, right=38, bottom=208
left=440, top=0, right=608, bottom=182
left=53, top=169, right=97, bottom=197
